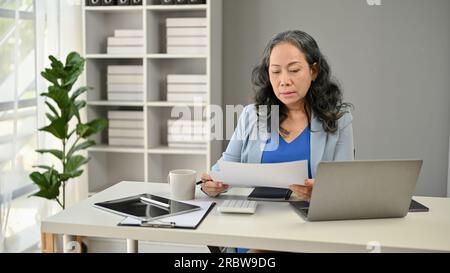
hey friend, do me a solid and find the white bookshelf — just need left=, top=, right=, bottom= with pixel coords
left=86, top=54, right=145, bottom=59
left=147, top=53, right=207, bottom=59
left=89, top=144, right=145, bottom=154
left=146, top=4, right=207, bottom=11
left=81, top=0, right=222, bottom=193
left=87, top=101, right=145, bottom=107
left=146, top=101, right=206, bottom=107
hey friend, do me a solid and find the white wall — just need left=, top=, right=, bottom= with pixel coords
left=222, top=0, right=450, bottom=197
left=59, top=0, right=87, bottom=206
left=448, top=132, right=450, bottom=197
left=39, top=0, right=86, bottom=207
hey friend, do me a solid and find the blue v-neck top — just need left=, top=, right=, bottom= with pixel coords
left=261, top=126, right=312, bottom=179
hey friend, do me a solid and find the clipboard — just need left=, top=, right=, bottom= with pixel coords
left=118, top=201, right=216, bottom=229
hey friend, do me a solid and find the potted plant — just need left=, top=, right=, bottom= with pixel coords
left=29, top=52, right=107, bottom=209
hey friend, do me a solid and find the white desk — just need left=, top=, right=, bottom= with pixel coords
left=41, top=181, right=450, bottom=253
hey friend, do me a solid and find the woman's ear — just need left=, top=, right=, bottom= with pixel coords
left=311, top=62, right=319, bottom=82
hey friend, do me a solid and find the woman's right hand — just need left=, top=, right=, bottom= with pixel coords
left=201, top=173, right=229, bottom=197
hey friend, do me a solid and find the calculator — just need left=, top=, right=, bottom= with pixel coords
left=217, top=200, right=258, bottom=214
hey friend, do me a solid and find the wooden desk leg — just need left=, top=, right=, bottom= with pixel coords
left=127, top=239, right=138, bottom=253
left=41, top=233, right=55, bottom=253
left=76, top=236, right=84, bottom=252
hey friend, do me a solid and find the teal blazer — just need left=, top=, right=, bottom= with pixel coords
left=211, top=104, right=354, bottom=178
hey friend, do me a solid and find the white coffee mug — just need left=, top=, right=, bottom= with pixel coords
left=168, top=169, right=197, bottom=200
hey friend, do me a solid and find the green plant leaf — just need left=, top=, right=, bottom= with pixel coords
left=66, top=155, right=90, bottom=174
left=29, top=169, right=61, bottom=200
left=63, top=52, right=85, bottom=88
left=88, top=118, right=108, bottom=134
left=41, top=70, right=59, bottom=86
left=75, top=100, right=87, bottom=110
left=76, top=124, right=89, bottom=138
left=31, top=190, right=58, bottom=200
left=41, top=85, right=70, bottom=109
left=71, top=86, right=90, bottom=101
left=60, top=170, right=83, bottom=181
left=36, top=149, right=64, bottom=160
left=39, top=118, right=68, bottom=140
left=76, top=119, right=107, bottom=138
left=45, top=101, right=59, bottom=118
left=66, top=100, right=81, bottom=123
left=67, top=140, right=96, bottom=159
left=48, top=55, right=65, bottom=84
left=67, top=100, right=86, bottom=124
left=49, top=55, right=64, bottom=72
left=63, top=73, right=80, bottom=89
left=66, top=52, right=84, bottom=68
left=29, top=172, right=48, bottom=188
left=46, top=113, right=57, bottom=122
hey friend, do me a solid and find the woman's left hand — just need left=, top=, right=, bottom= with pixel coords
left=289, top=179, right=315, bottom=200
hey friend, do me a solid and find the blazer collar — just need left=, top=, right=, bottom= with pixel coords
left=310, top=111, right=327, bottom=177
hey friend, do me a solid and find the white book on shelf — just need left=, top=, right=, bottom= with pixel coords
left=109, top=137, right=145, bottom=147
left=167, top=74, right=207, bottom=84
left=107, top=75, right=144, bottom=84
left=166, top=27, right=208, bottom=37
left=107, top=92, right=143, bottom=101
left=109, top=120, right=144, bottom=129
left=167, top=37, right=208, bottom=46
left=168, top=125, right=206, bottom=135
left=167, top=46, right=207, bottom=55
left=166, top=18, right=207, bottom=27
left=114, top=29, right=144, bottom=37
left=107, top=37, right=144, bottom=46
left=109, top=128, right=144, bottom=138
left=108, top=110, right=144, bottom=120
left=107, top=65, right=143, bottom=75
left=168, top=134, right=207, bottom=142
left=107, top=46, right=145, bottom=54
left=167, top=84, right=207, bottom=93
left=168, top=119, right=206, bottom=126
left=167, top=93, right=206, bottom=102
left=108, top=83, right=144, bottom=92
left=168, top=142, right=208, bottom=149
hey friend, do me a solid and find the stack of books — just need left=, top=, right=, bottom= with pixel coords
left=167, top=119, right=207, bottom=149
left=166, top=17, right=207, bottom=54
left=108, top=110, right=145, bottom=147
left=107, top=65, right=144, bottom=101
left=167, top=74, right=207, bottom=103
left=160, top=0, right=205, bottom=4
left=107, top=29, right=144, bottom=54
left=87, top=0, right=143, bottom=6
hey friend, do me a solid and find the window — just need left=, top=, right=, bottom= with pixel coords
left=0, top=0, right=38, bottom=198
left=1, top=0, right=83, bottom=253
left=0, top=0, right=45, bottom=253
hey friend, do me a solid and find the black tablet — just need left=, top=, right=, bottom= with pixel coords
left=248, top=187, right=292, bottom=201
left=94, top=194, right=201, bottom=221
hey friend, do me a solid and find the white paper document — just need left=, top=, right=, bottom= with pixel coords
left=210, top=160, right=308, bottom=188
left=119, top=200, right=214, bottom=229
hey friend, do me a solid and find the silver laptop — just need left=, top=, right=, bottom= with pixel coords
left=290, top=160, right=423, bottom=221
